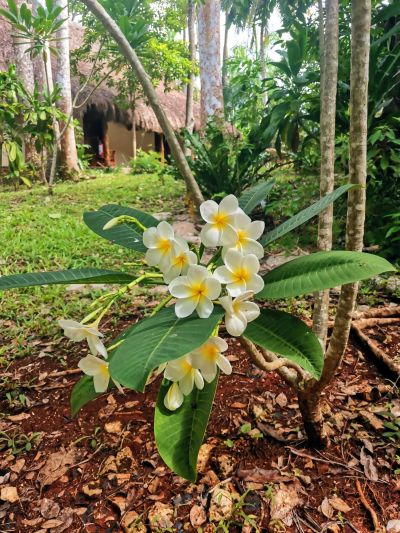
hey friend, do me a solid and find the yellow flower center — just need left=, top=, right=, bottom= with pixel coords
left=201, top=343, right=219, bottom=361
left=212, top=212, right=229, bottom=230
left=232, top=267, right=250, bottom=284
left=232, top=301, right=242, bottom=314
left=157, top=238, right=172, bottom=253
left=236, top=229, right=248, bottom=245
left=99, top=363, right=109, bottom=378
left=173, top=253, right=187, bottom=267
left=190, top=282, right=207, bottom=299
left=182, top=359, right=193, bottom=372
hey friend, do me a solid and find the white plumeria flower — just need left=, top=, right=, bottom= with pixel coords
left=214, top=249, right=264, bottom=297
left=78, top=354, right=123, bottom=393
left=59, top=319, right=107, bottom=358
left=222, top=212, right=265, bottom=259
left=164, top=382, right=184, bottom=411
left=219, top=291, right=260, bottom=336
left=163, top=237, right=198, bottom=283
left=191, top=336, right=232, bottom=383
left=164, top=354, right=204, bottom=395
left=143, top=221, right=176, bottom=271
left=168, top=264, right=221, bottom=318
left=199, top=194, right=243, bottom=247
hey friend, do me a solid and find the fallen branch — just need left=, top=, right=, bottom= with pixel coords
left=355, top=479, right=383, bottom=532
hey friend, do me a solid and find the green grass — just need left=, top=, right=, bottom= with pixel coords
left=0, top=170, right=185, bottom=364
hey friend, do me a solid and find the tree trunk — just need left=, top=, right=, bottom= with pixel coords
left=297, top=390, right=328, bottom=448
left=32, top=0, right=46, bottom=92
left=319, top=0, right=371, bottom=388
left=222, top=16, right=229, bottom=90
left=13, top=0, right=35, bottom=94
left=197, top=0, right=224, bottom=127
left=185, top=0, right=195, bottom=134
left=318, top=0, right=325, bottom=90
left=312, top=0, right=339, bottom=345
left=55, top=0, right=79, bottom=176
left=79, top=0, right=204, bottom=210
left=43, top=43, right=60, bottom=194
left=259, top=21, right=267, bottom=105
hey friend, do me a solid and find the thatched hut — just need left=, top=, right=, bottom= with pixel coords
left=0, top=12, right=200, bottom=166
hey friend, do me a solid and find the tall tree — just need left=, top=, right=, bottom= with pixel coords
left=55, top=0, right=79, bottom=174
left=197, top=0, right=224, bottom=126
left=312, top=0, right=339, bottom=345
left=185, top=0, right=195, bottom=134
left=13, top=0, right=35, bottom=94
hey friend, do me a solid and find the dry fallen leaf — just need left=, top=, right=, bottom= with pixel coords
left=36, top=448, right=76, bottom=489
left=270, top=483, right=303, bottom=526
left=42, top=518, right=64, bottom=529
left=50, top=507, right=74, bottom=533
left=116, top=447, right=136, bottom=473
left=320, top=497, right=334, bottom=519
left=121, top=510, right=146, bottom=532
left=329, top=496, right=351, bottom=513
left=275, top=393, right=288, bottom=408
left=99, top=455, right=118, bottom=476
left=104, top=420, right=123, bottom=434
left=40, top=498, right=60, bottom=519
left=216, top=454, right=236, bottom=477
left=81, top=480, right=102, bottom=497
left=209, top=486, right=239, bottom=522
left=7, top=412, right=31, bottom=422
left=190, top=504, right=207, bottom=528
left=0, top=486, right=19, bottom=503
left=360, top=447, right=379, bottom=481
left=387, top=519, right=400, bottom=533
left=10, top=459, right=25, bottom=474
left=148, top=502, right=174, bottom=530
left=197, top=443, right=215, bottom=474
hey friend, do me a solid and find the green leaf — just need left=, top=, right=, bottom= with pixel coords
left=261, top=184, right=354, bottom=246
left=259, top=251, right=396, bottom=300
left=109, top=307, right=224, bottom=392
left=0, top=268, right=135, bottom=291
left=154, top=376, right=218, bottom=482
left=238, top=180, right=275, bottom=214
left=245, top=309, right=324, bottom=378
left=83, top=204, right=159, bottom=252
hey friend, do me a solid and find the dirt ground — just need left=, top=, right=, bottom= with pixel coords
left=1, top=303, right=400, bottom=533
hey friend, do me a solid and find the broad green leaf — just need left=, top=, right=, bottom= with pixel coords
left=259, top=251, right=396, bottom=300
left=154, top=376, right=218, bottom=482
left=261, top=184, right=354, bottom=246
left=245, top=309, right=323, bottom=378
left=238, top=180, right=275, bottom=214
left=83, top=204, right=159, bottom=252
left=0, top=268, right=135, bottom=291
left=70, top=322, right=138, bottom=416
left=109, top=307, right=224, bottom=392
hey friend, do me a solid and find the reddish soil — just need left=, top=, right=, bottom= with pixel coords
left=1, top=316, right=400, bottom=532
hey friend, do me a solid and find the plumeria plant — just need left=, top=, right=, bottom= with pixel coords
left=0, top=181, right=395, bottom=481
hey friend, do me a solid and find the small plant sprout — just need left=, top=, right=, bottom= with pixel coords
left=0, top=186, right=395, bottom=481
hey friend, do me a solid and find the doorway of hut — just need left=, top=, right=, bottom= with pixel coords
left=83, top=105, right=115, bottom=167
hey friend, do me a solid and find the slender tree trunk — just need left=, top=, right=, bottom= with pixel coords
left=318, top=0, right=325, bottom=91
left=197, top=0, right=224, bottom=127
left=259, top=21, right=268, bottom=105
left=301, top=0, right=371, bottom=446
left=185, top=0, right=195, bottom=134
left=32, top=0, right=46, bottom=92
left=222, top=16, right=229, bottom=90
left=43, top=47, right=60, bottom=195
left=55, top=0, right=79, bottom=176
left=312, top=0, right=339, bottom=345
left=80, top=0, right=204, bottom=209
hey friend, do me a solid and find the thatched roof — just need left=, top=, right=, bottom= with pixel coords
left=0, top=8, right=200, bottom=133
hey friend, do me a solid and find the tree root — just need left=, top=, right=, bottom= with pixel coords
left=356, top=479, right=384, bottom=532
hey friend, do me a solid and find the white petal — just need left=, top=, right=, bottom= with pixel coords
left=87, top=334, right=108, bottom=358
left=224, top=249, right=243, bottom=272
left=219, top=194, right=239, bottom=215
left=219, top=294, right=233, bottom=313
left=112, top=379, right=124, bottom=394
left=241, top=240, right=264, bottom=259
left=227, top=280, right=247, bottom=297
left=59, top=319, right=86, bottom=341
left=78, top=355, right=104, bottom=376
left=164, top=361, right=185, bottom=382
left=187, top=264, right=208, bottom=284
left=200, top=360, right=218, bottom=383
left=93, top=371, right=110, bottom=393
left=194, top=369, right=204, bottom=390
left=225, top=312, right=247, bottom=336
left=242, top=254, right=260, bottom=274
left=145, top=248, right=162, bottom=267
left=234, top=211, right=252, bottom=229
left=248, top=220, right=265, bottom=240
left=164, top=382, right=184, bottom=411
left=200, top=200, right=218, bottom=223
left=174, top=236, right=190, bottom=252
left=179, top=371, right=195, bottom=396
left=200, top=224, right=221, bottom=247
left=220, top=224, right=239, bottom=247
left=157, top=220, right=174, bottom=239
left=175, top=297, right=198, bottom=318
left=213, top=266, right=233, bottom=284
left=240, top=301, right=260, bottom=322
left=186, top=250, right=198, bottom=266
left=217, top=353, right=232, bottom=375
left=168, top=278, right=191, bottom=298
left=209, top=336, right=228, bottom=352
left=163, top=264, right=181, bottom=284
left=196, top=296, right=213, bottom=318
left=247, top=274, right=264, bottom=294
left=236, top=290, right=254, bottom=302
left=204, top=277, right=221, bottom=300
left=158, top=251, right=173, bottom=272
left=142, top=227, right=157, bottom=248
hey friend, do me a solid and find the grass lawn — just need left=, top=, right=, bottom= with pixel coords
left=0, top=170, right=184, bottom=364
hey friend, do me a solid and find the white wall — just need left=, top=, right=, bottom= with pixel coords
left=107, top=122, right=155, bottom=165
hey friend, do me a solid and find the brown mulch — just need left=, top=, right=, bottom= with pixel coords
left=1, top=315, right=400, bottom=532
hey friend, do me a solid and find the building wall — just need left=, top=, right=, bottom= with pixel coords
left=107, top=121, right=155, bottom=165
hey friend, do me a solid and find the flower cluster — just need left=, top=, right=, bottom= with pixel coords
left=142, top=194, right=265, bottom=410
